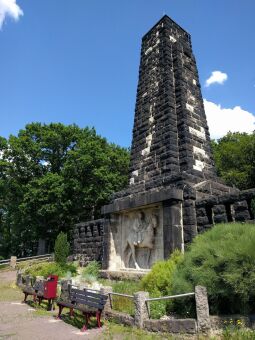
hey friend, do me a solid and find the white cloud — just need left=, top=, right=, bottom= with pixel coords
left=0, top=0, right=23, bottom=29
left=205, top=71, right=228, bottom=87
left=204, top=99, right=255, bottom=139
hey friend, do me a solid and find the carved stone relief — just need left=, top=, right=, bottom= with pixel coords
left=108, top=205, right=163, bottom=270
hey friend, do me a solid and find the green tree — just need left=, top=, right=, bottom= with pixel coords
left=54, top=232, right=70, bottom=266
left=0, top=123, right=129, bottom=257
left=211, top=132, right=255, bottom=190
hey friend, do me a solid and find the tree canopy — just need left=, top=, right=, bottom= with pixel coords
left=0, top=123, right=129, bottom=257
left=211, top=131, right=255, bottom=190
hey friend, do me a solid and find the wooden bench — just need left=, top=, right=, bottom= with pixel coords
left=57, top=288, right=108, bottom=331
left=22, top=275, right=58, bottom=310
left=22, top=279, right=44, bottom=303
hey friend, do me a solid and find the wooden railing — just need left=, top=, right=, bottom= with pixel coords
left=0, top=254, right=52, bottom=267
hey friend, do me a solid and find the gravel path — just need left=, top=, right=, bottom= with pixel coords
left=0, top=270, right=105, bottom=340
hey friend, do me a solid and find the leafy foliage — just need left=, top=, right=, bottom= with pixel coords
left=0, top=123, right=129, bottom=257
left=54, top=232, right=70, bottom=265
left=211, top=132, right=255, bottom=190
left=81, top=260, right=101, bottom=283
left=171, top=223, right=255, bottom=315
left=20, top=261, right=77, bottom=279
left=141, top=250, right=183, bottom=318
left=141, top=250, right=182, bottom=295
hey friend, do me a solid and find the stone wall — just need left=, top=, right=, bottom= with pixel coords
left=196, top=188, right=255, bottom=233
left=73, top=219, right=105, bottom=265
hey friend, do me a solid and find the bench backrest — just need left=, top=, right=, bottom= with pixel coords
left=70, top=288, right=108, bottom=310
left=34, top=280, right=44, bottom=293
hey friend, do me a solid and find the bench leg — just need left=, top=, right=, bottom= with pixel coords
left=81, top=313, right=88, bottom=332
left=57, top=305, right=63, bottom=319
left=47, top=299, right=52, bottom=311
left=23, top=293, right=28, bottom=303
left=96, top=311, right=101, bottom=328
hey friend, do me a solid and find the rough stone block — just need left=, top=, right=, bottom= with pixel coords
left=195, top=286, right=211, bottom=333
left=144, top=319, right=197, bottom=334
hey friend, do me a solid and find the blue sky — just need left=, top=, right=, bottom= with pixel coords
left=0, top=0, right=254, bottom=147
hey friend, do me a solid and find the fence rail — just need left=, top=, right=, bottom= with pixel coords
left=109, top=292, right=134, bottom=299
left=17, top=254, right=52, bottom=262
left=145, top=292, right=195, bottom=302
left=0, top=259, right=9, bottom=265
left=0, top=254, right=52, bottom=266
left=145, top=292, right=195, bottom=318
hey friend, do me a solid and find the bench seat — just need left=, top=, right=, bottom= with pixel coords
left=57, top=288, right=108, bottom=331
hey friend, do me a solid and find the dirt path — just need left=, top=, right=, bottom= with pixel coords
left=0, top=270, right=106, bottom=340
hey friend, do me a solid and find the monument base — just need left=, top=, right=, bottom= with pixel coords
left=100, top=269, right=149, bottom=281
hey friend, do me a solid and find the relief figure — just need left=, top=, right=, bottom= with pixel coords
left=124, top=211, right=158, bottom=269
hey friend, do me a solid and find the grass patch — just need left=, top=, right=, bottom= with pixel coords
left=25, top=300, right=56, bottom=317
left=0, top=282, right=23, bottom=301
left=222, top=328, right=255, bottom=340
left=60, top=310, right=100, bottom=330
left=0, top=264, right=9, bottom=271
left=99, top=279, right=141, bottom=316
left=102, top=322, right=175, bottom=340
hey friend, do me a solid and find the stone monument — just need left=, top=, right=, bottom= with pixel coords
left=73, top=15, right=255, bottom=272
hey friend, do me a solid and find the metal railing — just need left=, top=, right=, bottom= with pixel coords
left=108, top=292, right=134, bottom=310
left=145, top=292, right=195, bottom=318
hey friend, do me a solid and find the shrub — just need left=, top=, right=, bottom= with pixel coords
left=141, top=250, right=183, bottom=318
left=54, top=232, right=70, bottom=266
left=81, top=261, right=100, bottom=280
left=141, top=250, right=182, bottom=295
left=171, top=223, right=255, bottom=315
left=22, top=261, right=77, bottom=279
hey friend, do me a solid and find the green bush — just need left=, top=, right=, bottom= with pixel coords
left=22, top=261, right=77, bottom=279
left=141, top=250, right=182, bottom=295
left=54, top=232, right=70, bottom=266
left=141, top=250, right=183, bottom=318
left=171, top=223, right=255, bottom=315
left=81, top=261, right=100, bottom=280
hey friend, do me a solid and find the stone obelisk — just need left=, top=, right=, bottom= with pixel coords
left=129, top=15, right=216, bottom=190
left=99, top=15, right=236, bottom=271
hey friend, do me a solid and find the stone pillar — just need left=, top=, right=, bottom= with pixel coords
left=10, top=256, right=17, bottom=269
left=60, top=279, right=72, bottom=300
left=16, top=272, right=22, bottom=287
left=195, top=286, right=211, bottom=333
left=102, top=218, right=111, bottom=269
left=25, top=275, right=31, bottom=287
left=163, top=200, right=184, bottom=258
left=134, top=291, right=149, bottom=328
left=100, top=286, right=113, bottom=312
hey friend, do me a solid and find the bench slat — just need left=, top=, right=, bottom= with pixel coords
left=71, top=292, right=107, bottom=304
left=75, top=298, right=105, bottom=310
left=72, top=288, right=107, bottom=300
left=68, top=288, right=108, bottom=311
